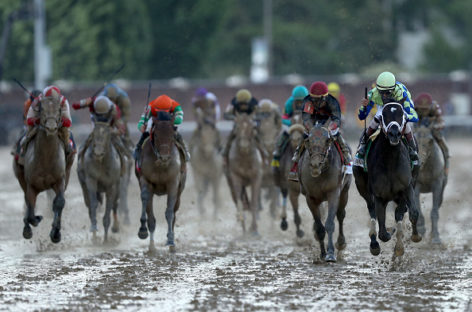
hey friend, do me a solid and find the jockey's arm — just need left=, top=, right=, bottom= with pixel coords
left=117, top=96, right=131, bottom=123
left=223, top=104, right=235, bottom=120
left=137, top=106, right=151, bottom=132
left=172, top=105, right=184, bottom=125
left=60, top=99, right=72, bottom=127
left=282, top=97, right=293, bottom=126
left=432, top=102, right=445, bottom=129
left=327, top=96, right=342, bottom=130
left=26, top=98, right=40, bottom=127
left=358, top=89, right=375, bottom=120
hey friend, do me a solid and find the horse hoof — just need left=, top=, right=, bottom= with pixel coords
left=168, top=245, right=176, bottom=253
left=325, top=253, right=336, bottom=262
left=138, top=229, right=148, bottom=240
left=394, top=243, right=404, bottom=257
left=411, top=234, right=422, bottom=243
left=50, top=229, right=61, bottom=243
left=335, top=241, right=346, bottom=250
left=280, top=219, right=288, bottom=231
left=370, top=242, right=381, bottom=256
left=417, top=225, right=426, bottom=236
left=431, top=236, right=442, bottom=245
left=379, top=231, right=392, bottom=243
left=111, top=226, right=119, bottom=233
left=30, top=216, right=43, bottom=227
left=296, top=229, right=305, bottom=238
left=23, top=226, right=33, bottom=239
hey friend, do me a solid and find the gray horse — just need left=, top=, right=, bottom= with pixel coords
left=298, top=122, right=351, bottom=262
left=276, top=120, right=305, bottom=238
left=225, top=112, right=263, bottom=235
left=190, top=111, right=222, bottom=216
left=414, top=123, right=447, bottom=244
left=13, top=96, right=74, bottom=243
left=136, top=112, right=186, bottom=252
left=77, top=122, right=122, bottom=242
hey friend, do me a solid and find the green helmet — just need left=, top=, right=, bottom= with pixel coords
left=376, top=72, right=396, bottom=90
left=291, top=85, right=308, bottom=100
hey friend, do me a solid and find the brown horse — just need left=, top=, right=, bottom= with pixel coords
left=190, top=109, right=222, bottom=216
left=414, top=123, right=447, bottom=244
left=13, top=96, right=74, bottom=243
left=135, top=111, right=186, bottom=252
left=298, top=122, right=351, bottom=262
left=225, top=112, right=263, bottom=235
left=276, top=116, right=305, bottom=238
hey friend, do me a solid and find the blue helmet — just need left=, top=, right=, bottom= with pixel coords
left=291, top=85, right=309, bottom=100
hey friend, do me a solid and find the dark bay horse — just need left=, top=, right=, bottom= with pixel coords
left=298, top=122, right=351, bottom=262
left=353, top=102, right=422, bottom=257
left=77, top=122, right=121, bottom=242
left=276, top=117, right=305, bottom=238
left=13, top=96, right=73, bottom=243
left=414, top=123, right=447, bottom=244
left=190, top=109, right=222, bottom=216
left=136, top=111, right=186, bottom=252
left=225, top=112, right=263, bottom=235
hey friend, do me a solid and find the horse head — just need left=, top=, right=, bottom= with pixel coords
left=91, top=121, right=112, bottom=161
left=38, top=95, right=62, bottom=136
left=234, top=112, right=256, bottom=155
left=381, top=102, right=406, bottom=146
left=415, top=124, right=434, bottom=168
left=306, top=123, right=333, bottom=177
left=288, top=123, right=305, bottom=150
left=151, top=111, right=175, bottom=165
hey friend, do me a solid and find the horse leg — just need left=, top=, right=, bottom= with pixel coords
left=289, top=189, right=304, bottom=238
left=103, top=184, right=119, bottom=242
left=146, top=195, right=156, bottom=252
left=198, top=179, right=209, bottom=216
left=50, top=182, right=66, bottom=243
left=325, top=191, right=341, bottom=262
left=375, top=197, right=392, bottom=242
left=86, top=179, right=99, bottom=238
left=414, top=185, right=426, bottom=235
left=138, top=182, right=150, bottom=239
left=165, top=191, right=178, bottom=251
left=23, top=186, right=41, bottom=239
left=365, top=196, right=380, bottom=255
left=269, top=186, right=278, bottom=219
left=306, top=196, right=326, bottom=260
left=280, top=188, right=288, bottom=231
left=212, top=175, right=221, bottom=219
left=407, top=185, right=422, bottom=243
left=232, top=178, right=245, bottom=233
left=430, top=182, right=443, bottom=244
left=335, top=189, right=348, bottom=251
left=250, top=176, right=262, bottom=235
left=394, top=201, right=408, bottom=257
left=118, top=171, right=131, bottom=226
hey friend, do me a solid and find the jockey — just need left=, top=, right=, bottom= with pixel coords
left=100, top=83, right=131, bottom=124
left=288, top=81, right=352, bottom=181
left=192, top=87, right=221, bottom=123
left=271, top=85, right=308, bottom=169
left=134, top=94, right=189, bottom=167
left=18, top=86, right=75, bottom=165
left=222, top=89, right=267, bottom=163
left=72, top=95, right=129, bottom=171
left=357, top=71, right=419, bottom=168
left=12, top=90, right=42, bottom=158
left=328, top=82, right=347, bottom=122
left=414, top=92, right=450, bottom=172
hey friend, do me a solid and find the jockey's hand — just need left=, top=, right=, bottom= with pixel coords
left=361, top=98, right=369, bottom=107
left=72, top=102, right=82, bottom=110
left=328, top=122, right=339, bottom=136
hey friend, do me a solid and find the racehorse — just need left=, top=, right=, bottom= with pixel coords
left=414, top=122, right=447, bottom=244
left=353, top=102, right=422, bottom=257
left=224, top=112, right=263, bottom=235
left=190, top=109, right=222, bottom=216
left=136, top=111, right=186, bottom=252
left=256, top=105, right=281, bottom=218
left=298, top=122, right=351, bottom=262
left=275, top=115, right=305, bottom=238
left=77, top=122, right=121, bottom=242
left=13, top=95, right=74, bottom=243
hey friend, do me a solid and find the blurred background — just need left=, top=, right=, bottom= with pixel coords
left=1, top=0, right=471, bottom=142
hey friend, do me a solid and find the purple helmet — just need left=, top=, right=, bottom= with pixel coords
left=195, top=87, right=208, bottom=97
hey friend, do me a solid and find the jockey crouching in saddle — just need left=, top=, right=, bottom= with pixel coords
left=134, top=94, right=190, bottom=171
left=12, top=89, right=41, bottom=158
left=414, top=92, right=450, bottom=174
left=222, top=89, right=268, bottom=164
left=72, top=95, right=129, bottom=174
left=17, top=86, right=76, bottom=165
left=288, top=81, right=353, bottom=182
left=356, top=71, right=419, bottom=174
left=190, top=87, right=222, bottom=150
left=271, top=85, right=309, bottom=171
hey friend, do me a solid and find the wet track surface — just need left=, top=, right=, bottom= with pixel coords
left=0, top=139, right=471, bottom=311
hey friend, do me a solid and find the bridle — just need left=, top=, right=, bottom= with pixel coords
left=381, top=103, right=406, bottom=136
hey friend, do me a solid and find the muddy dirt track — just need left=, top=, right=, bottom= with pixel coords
left=0, top=139, right=471, bottom=311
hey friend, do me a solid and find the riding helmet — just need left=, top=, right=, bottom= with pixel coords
left=309, top=81, right=329, bottom=97
left=376, top=72, right=396, bottom=90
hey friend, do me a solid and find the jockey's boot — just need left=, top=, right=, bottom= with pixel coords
left=222, top=129, right=236, bottom=164
left=336, top=134, right=353, bottom=174
left=174, top=131, right=190, bottom=162
left=271, top=131, right=289, bottom=169
left=405, top=132, right=420, bottom=176
left=433, top=130, right=450, bottom=175
left=356, top=126, right=375, bottom=159
left=17, top=127, right=38, bottom=166
left=287, top=141, right=305, bottom=182
left=59, top=128, right=74, bottom=158
left=134, top=132, right=150, bottom=169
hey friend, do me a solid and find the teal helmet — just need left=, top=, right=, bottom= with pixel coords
left=292, top=85, right=309, bottom=100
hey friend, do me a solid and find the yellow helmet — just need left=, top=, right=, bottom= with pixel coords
left=327, top=82, right=340, bottom=96
left=235, top=89, right=252, bottom=103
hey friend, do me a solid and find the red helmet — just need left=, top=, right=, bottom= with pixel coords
left=309, top=81, right=329, bottom=97
left=414, top=92, right=433, bottom=109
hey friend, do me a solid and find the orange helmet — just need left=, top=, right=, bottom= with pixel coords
left=149, top=95, right=173, bottom=115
